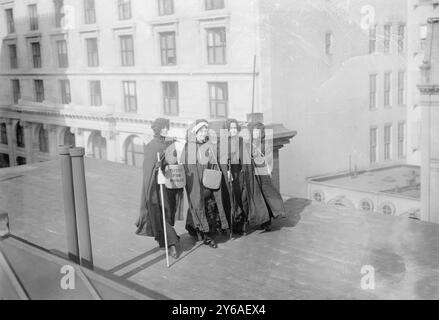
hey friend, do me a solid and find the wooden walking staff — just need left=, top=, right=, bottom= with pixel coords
left=157, top=153, right=170, bottom=268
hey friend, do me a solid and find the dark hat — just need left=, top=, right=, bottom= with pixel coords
left=151, top=118, right=170, bottom=136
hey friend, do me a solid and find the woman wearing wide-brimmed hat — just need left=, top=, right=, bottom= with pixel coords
left=180, top=119, right=229, bottom=249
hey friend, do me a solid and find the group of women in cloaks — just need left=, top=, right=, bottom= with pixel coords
left=135, top=118, right=286, bottom=259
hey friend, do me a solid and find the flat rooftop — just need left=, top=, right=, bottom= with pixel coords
left=309, top=165, right=421, bottom=199
left=1, top=159, right=438, bottom=299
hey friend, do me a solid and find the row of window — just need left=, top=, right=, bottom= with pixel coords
left=369, top=71, right=405, bottom=109
left=4, top=0, right=225, bottom=34
left=0, top=122, right=53, bottom=153
left=6, top=26, right=226, bottom=70
left=369, top=122, right=406, bottom=164
left=9, top=79, right=229, bottom=118
left=368, top=23, right=405, bottom=54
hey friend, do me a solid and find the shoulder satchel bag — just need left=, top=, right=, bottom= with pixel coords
left=202, top=147, right=222, bottom=190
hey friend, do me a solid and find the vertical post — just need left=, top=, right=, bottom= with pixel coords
left=69, top=147, right=93, bottom=269
left=58, top=145, right=80, bottom=264
left=251, top=54, right=257, bottom=114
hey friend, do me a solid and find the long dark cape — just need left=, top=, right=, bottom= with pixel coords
left=241, top=142, right=286, bottom=226
left=181, top=140, right=229, bottom=234
left=135, top=137, right=183, bottom=241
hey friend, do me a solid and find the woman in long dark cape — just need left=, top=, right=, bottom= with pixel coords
left=241, top=122, right=286, bottom=231
left=181, top=120, right=229, bottom=248
left=135, top=118, right=183, bottom=258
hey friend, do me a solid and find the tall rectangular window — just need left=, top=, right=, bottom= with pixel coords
left=398, top=24, right=405, bottom=54
left=369, top=25, right=376, bottom=54
left=159, top=32, right=176, bottom=65
left=9, top=44, right=18, bottom=69
left=369, top=74, right=377, bottom=109
left=89, top=81, right=102, bottom=106
left=28, top=4, right=39, bottom=31
left=383, top=24, right=391, bottom=53
left=6, top=9, right=15, bottom=33
left=158, top=0, right=174, bottom=16
left=384, top=124, right=392, bottom=161
left=209, top=82, right=228, bottom=119
left=12, top=80, right=20, bottom=104
left=60, top=80, right=71, bottom=104
left=370, top=127, right=377, bottom=164
left=384, top=72, right=391, bottom=107
left=54, top=0, right=64, bottom=28
left=398, top=71, right=405, bottom=106
left=123, top=81, right=137, bottom=113
left=0, top=123, right=7, bottom=145
left=57, top=40, right=69, bottom=68
left=325, top=32, right=332, bottom=55
left=398, top=121, right=406, bottom=159
left=207, top=27, right=226, bottom=65
left=84, top=0, right=96, bottom=24
left=86, top=38, right=99, bottom=67
left=31, top=42, right=42, bottom=68
left=162, top=82, right=179, bottom=115
left=205, top=0, right=224, bottom=10
left=120, top=35, right=134, bottom=66
left=34, top=80, right=45, bottom=103
left=118, top=0, right=132, bottom=20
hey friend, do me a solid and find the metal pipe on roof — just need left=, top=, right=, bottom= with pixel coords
left=58, top=146, right=80, bottom=264
left=69, top=147, right=94, bottom=270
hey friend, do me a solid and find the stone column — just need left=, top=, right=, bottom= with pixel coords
left=102, top=130, right=118, bottom=162
left=6, top=119, right=16, bottom=167
left=22, top=121, right=33, bottom=164
left=46, top=124, right=59, bottom=157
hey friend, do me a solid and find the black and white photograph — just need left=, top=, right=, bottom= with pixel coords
left=0, top=0, right=438, bottom=306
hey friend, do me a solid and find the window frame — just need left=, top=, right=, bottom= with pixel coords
left=384, top=124, right=392, bottom=161
left=397, top=121, right=406, bottom=159
left=0, top=123, right=8, bottom=145
left=206, top=27, right=227, bottom=65
left=89, top=80, right=102, bottom=106
left=397, top=24, right=405, bottom=54
left=9, top=44, right=18, bottom=69
left=34, top=79, right=45, bottom=103
left=122, top=81, right=137, bottom=113
left=120, top=35, right=135, bottom=66
left=11, top=79, right=21, bottom=105
left=208, top=82, right=228, bottom=119
left=54, top=0, right=64, bottom=28
left=384, top=72, right=392, bottom=107
left=158, top=0, right=174, bottom=16
left=31, top=42, right=42, bottom=68
left=118, top=0, right=132, bottom=20
left=38, top=126, right=49, bottom=153
left=370, top=127, right=378, bottom=164
left=383, top=24, right=391, bottom=53
left=369, top=74, right=377, bottom=109
left=60, top=79, right=71, bottom=104
left=56, top=40, right=69, bottom=68
left=398, top=70, right=405, bottom=106
left=369, top=25, right=377, bottom=54
left=162, top=81, right=179, bottom=116
left=6, top=9, right=15, bottom=34
left=28, top=4, right=39, bottom=31
left=205, top=0, right=225, bottom=10
left=84, top=0, right=97, bottom=24
left=86, top=38, right=99, bottom=67
left=159, top=32, right=177, bottom=66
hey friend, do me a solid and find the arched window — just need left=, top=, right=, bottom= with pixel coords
left=0, top=123, right=7, bottom=145
left=64, top=128, right=76, bottom=147
left=312, top=190, right=325, bottom=203
left=359, top=199, right=374, bottom=212
left=0, top=153, right=9, bottom=168
left=379, top=202, right=395, bottom=215
left=38, top=127, right=49, bottom=153
left=89, top=132, right=107, bottom=160
left=125, top=135, right=143, bottom=168
left=16, top=123, right=24, bottom=148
